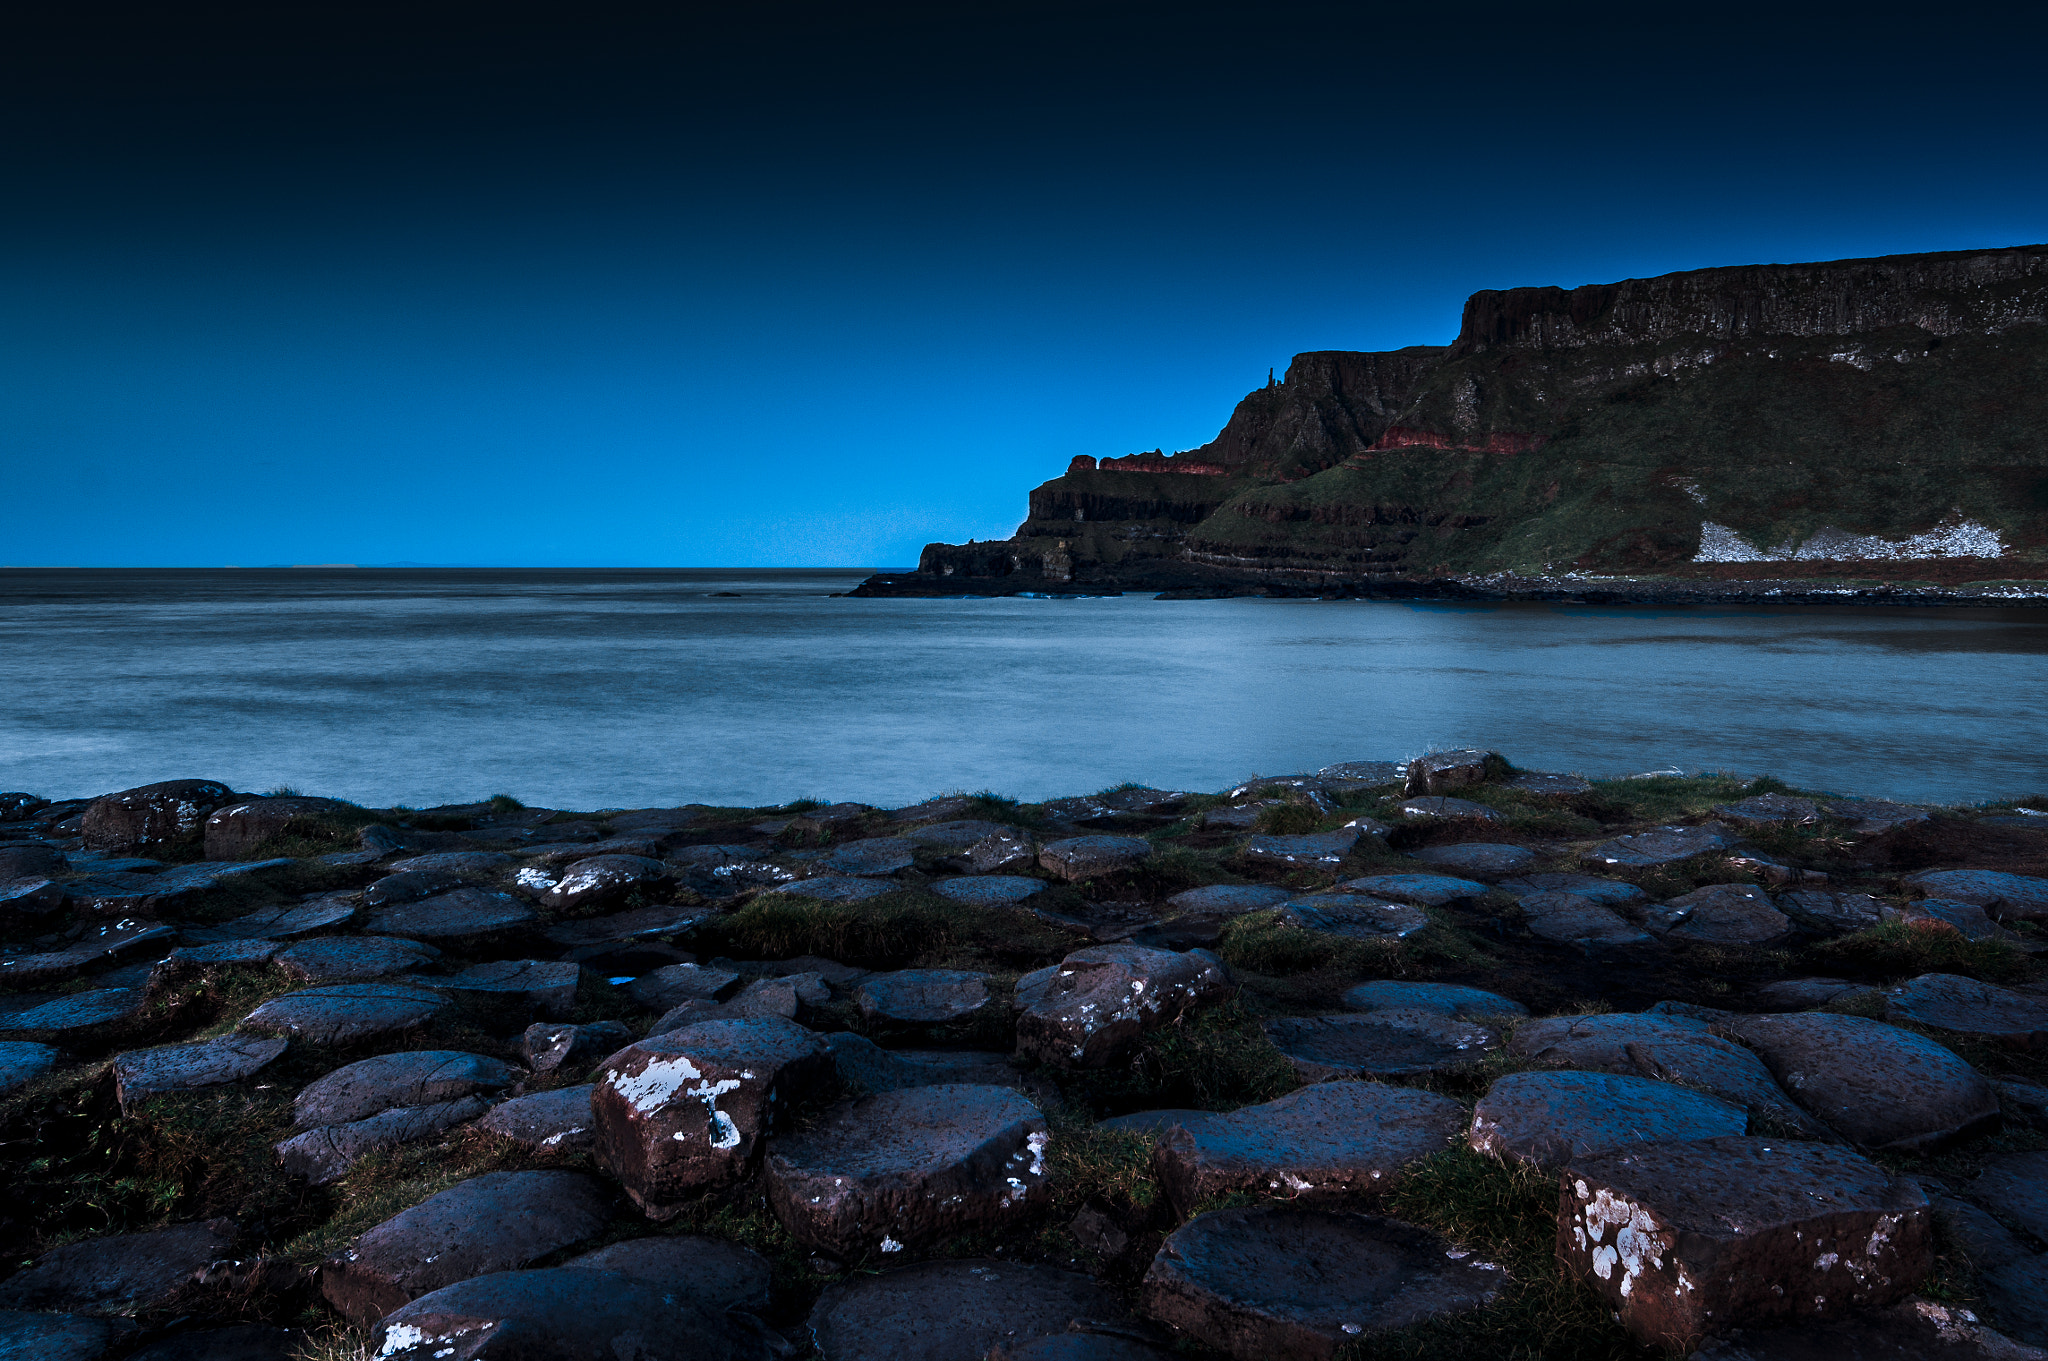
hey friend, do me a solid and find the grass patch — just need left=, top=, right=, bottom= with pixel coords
left=1568, top=774, right=1756, bottom=827
left=1805, top=919, right=2031, bottom=985
left=1045, top=1000, right=1299, bottom=1117
left=703, top=887, right=1071, bottom=970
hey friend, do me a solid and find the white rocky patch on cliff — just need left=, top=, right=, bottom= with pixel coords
left=1694, top=514, right=2004, bottom=563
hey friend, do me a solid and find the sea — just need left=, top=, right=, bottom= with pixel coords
left=1, top=568, right=2044, bottom=810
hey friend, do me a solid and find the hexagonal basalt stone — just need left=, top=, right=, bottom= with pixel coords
left=1885, top=973, right=2048, bottom=1046
left=0, top=988, right=144, bottom=1036
left=273, top=936, right=438, bottom=984
left=1645, top=883, right=1794, bottom=945
left=185, top=896, right=357, bottom=942
left=1558, top=1137, right=1931, bottom=1352
left=293, top=1050, right=514, bottom=1128
left=899, top=819, right=1011, bottom=851
left=765, top=1083, right=1050, bottom=1255
left=1141, top=1206, right=1504, bottom=1359
left=1469, top=1071, right=1748, bottom=1170
left=1690, top=1297, right=2044, bottom=1359
left=538, top=854, right=672, bottom=911
left=1495, top=872, right=1646, bottom=907
left=593, top=1016, right=831, bottom=1217
left=626, top=962, right=742, bottom=1012
left=320, top=1170, right=611, bottom=1327
left=364, top=868, right=467, bottom=908
left=564, top=1233, right=772, bottom=1314
left=1714, top=793, right=1822, bottom=826
left=1586, top=822, right=1736, bottom=868
left=1403, top=749, right=1499, bottom=795
left=932, top=875, right=1045, bottom=906
left=1338, top=873, right=1489, bottom=906
left=0, top=1219, right=237, bottom=1315
left=1038, top=836, right=1151, bottom=882
left=1407, top=842, right=1538, bottom=879
left=0, top=1311, right=113, bottom=1361
left=813, top=837, right=917, bottom=877
left=365, top=888, right=536, bottom=939
left=517, top=1019, right=635, bottom=1077
left=1341, top=981, right=1526, bottom=1019
left=1277, top=895, right=1430, bottom=939
left=436, top=959, right=581, bottom=1018
left=277, top=1096, right=493, bottom=1184
left=1242, top=830, right=1360, bottom=868
left=0, top=1040, right=58, bottom=1095
left=479, top=1084, right=597, bottom=1155
left=1779, top=889, right=1890, bottom=934
left=1395, top=796, right=1505, bottom=823
left=854, top=969, right=991, bottom=1023
left=240, top=983, right=445, bottom=1045
left=1153, top=1081, right=1464, bottom=1215
left=112, top=1035, right=288, bottom=1111
left=771, top=875, right=894, bottom=902
left=808, top=1260, right=1127, bottom=1361
left=1014, top=945, right=1233, bottom=1069
left=1164, top=884, right=1293, bottom=916
left=1906, top=870, right=2048, bottom=921
left=1262, top=1012, right=1498, bottom=1081
left=1517, top=891, right=1653, bottom=949
left=80, top=779, right=233, bottom=853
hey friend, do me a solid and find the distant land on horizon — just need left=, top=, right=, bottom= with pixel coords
left=859, top=241, right=2048, bottom=604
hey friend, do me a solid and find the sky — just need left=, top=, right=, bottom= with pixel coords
left=4, top=1, right=2046, bottom=568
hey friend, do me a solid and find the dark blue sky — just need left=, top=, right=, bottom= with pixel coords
left=5, top=1, right=2045, bottom=567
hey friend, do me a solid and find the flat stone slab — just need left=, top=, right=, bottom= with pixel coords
left=1141, top=1206, right=1504, bottom=1356
left=387, top=851, right=515, bottom=876
left=0, top=1219, right=236, bottom=1315
left=366, top=888, right=536, bottom=939
left=1318, top=760, right=1407, bottom=786
left=0, top=920, right=178, bottom=986
left=811, top=837, right=916, bottom=877
left=1780, top=889, right=1890, bottom=934
left=1714, top=1012, right=2000, bottom=1151
left=1039, top=836, right=1152, bottom=882
left=1715, top=793, right=1822, bottom=826
left=1166, top=884, right=1294, bottom=916
left=1154, top=1081, right=1464, bottom=1214
left=1913, top=900, right=2020, bottom=942
left=823, top=1034, right=1041, bottom=1098
left=371, top=1265, right=784, bottom=1360
left=1341, top=980, right=1526, bottom=1018
left=766, top=1082, right=1049, bottom=1255
left=593, top=1016, right=832, bottom=1217
left=1507, top=1012, right=1824, bottom=1135
left=1645, top=883, right=1794, bottom=945
left=542, top=903, right=714, bottom=946
left=900, top=819, right=1010, bottom=852
left=854, top=969, right=991, bottom=1023
left=626, top=963, right=742, bottom=1012
left=1517, top=890, right=1653, bottom=949
left=321, top=1170, right=611, bottom=1327
left=1906, top=870, right=2048, bottom=921
left=1408, top=842, right=1537, bottom=879
left=1509, top=772, right=1593, bottom=796
left=479, top=1084, right=597, bottom=1154
left=435, top=959, right=580, bottom=1018
left=538, top=854, right=672, bottom=911
left=0, top=988, right=143, bottom=1035
left=0, top=1313, right=111, bottom=1361
left=1014, top=945, right=1234, bottom=1069
left=0, top=876, right=62, bottom=915
left=1396, top=795, right=1505, bottom=823
left=1561, top=1136, right=1931, bottom=1352
left=294, top=1050, right=514, bottom=1127
left=932, top=875, right=1045, bottom=906
left=1825, top=799, right=1934, bottom=836
left=960, top=828, right=1039, bottom=874
left=364, top=868, right=469, bottom=907
left=1263, top=1011, right=1497, bottom=1080
left=1496, top=872, right=1647, bottom=906
left=1968, top=1151, right=2048, bottom=1242
left=112, top=1035, right=288, bottom=1110
left=518, top=1019, right=634, bottom=1076
left=1691, top=1297, right=2047, bottom=1360
left=1469, top=1070, right=1748, bottom=1170
left=1887, top=973, right=2048, bottom=1045
left=183, top=896, right=357, bottom=942
left=277, top=1096, right=492, bottom=1184
left=1586, top=822, right=1736, bottom=867
left=273, top=936, right=437, bottom=983
left=241, top=983, right=445, bottom=1045
left=808, top=1260, right=1126, bottom=1361
left=1754, top=977, right=1872, bottom=1010
left=1338, top=873, right=1489, bottom=906
left=1278, top=895, right=1430, bottom=939
left=1242, top=829, right=1359, bottom=867
left=770, top=875, right=893, bottom=902
left=0, top=1040, right=58, bottom=1094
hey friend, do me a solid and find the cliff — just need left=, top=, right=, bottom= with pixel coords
left=871, top=243, right=2048, bottom=599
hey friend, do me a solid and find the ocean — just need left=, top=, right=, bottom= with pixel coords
left=1, top=568, right=2043, bottom=809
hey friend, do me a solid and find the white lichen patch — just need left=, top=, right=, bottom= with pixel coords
left=612, top=1055, right=708, bottom=1114
left=1579, top=1188, right=1669, bottom=1300
left=1694, top=514, right=2004, bottom=563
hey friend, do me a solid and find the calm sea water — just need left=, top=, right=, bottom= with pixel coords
left=1, top=569, right=2044, bottom=809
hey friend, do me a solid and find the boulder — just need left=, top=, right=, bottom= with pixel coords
left=1507, top=1012, right=1825, bottom=1135
left=1496, top=872, right=1646, bottom=906
left=1408, top=843, right=1537, bottom=879
left=1165, top=884, right=1294, bottom=916
left=626, top=963, right=742, bottom=1012
left=1645, top=883, right=1795, bottom=945
left=277, top=1096, right=493, bottom=1184
left=1262, top=1011, right=1498, bottom=1080
left=1517, top=891, right=1653, bottom=949
left=1142, top=1205, right=1504, bottom=1358
left=1341, top=980, right=1526, bottom=1018
left=112, top=1035, right=288, bottom=1111
left=565, top=1234, right=772, bottom=1313
left=854, top=969, right=991, bottom=1023
left=1338, top=873, right=1488, bottom=906
left=1905, top=871, right=2048, bottom=922
left=1277, top=895, right=1430, bottom=939
left=1039, top=836, right=1151, bottom=882
left=1153, top=1082, right=1464, bottom=1214
left=436, top=959, right=581, bottom=1018
left=807, top=1259, right=1126, bottom=1361
left=1469, top=1070, right=1748, bottom=1169
left=0, top=988, right=144, bottom=1036
left=812, top=837, right=917, bottom=877
left=479, top=1085, right=597, bottom=1155
left=293, top=1050, right=514, bottom=1127
left=932, top=875, right=1045, bottom=905
left=1396, top=796, right=1506, bottom=823
left=0, top=1219, right=236, bottom=1314
left=593, top=1016, right=832, bottom=1216
left=517, top=1019, right=635, bottom=1076
left=1586, top=823, right=1737, bottom=868
left=1242, top=830, right=1359, bottom=867
left=1825, top=799, right=1934, bottom=835
left=1404, top=749, right=1498, bottom=796
left=369, top=1266, right=782, bottom=1361
left=1968, top=1151, right=2048, bottom=1242
left=1714, top=794, right=1821, bottom=826
left=1713, top=1012, right=2000, bottom=1150
left=960, top=828, right=1039, bottom=874
left=202, top=797, right=348, bottom=860
left=1559, top=1136, right=1931, bottom=1351
left=320, top=1170, right=611, bottom=1327
left=274, top=936, right=438, bottom=983
left=1780, top=890, right=1890, bottom=933
left=80, top=780, right=234, bottom=852
left=240, top=984, right=446, bottom=1045
left=766, top=1083, right=1050, bottom=1255
left=0, top=1040, right=59, bottom=1094
left=1691, top=1297, right=2048, bottom=1359
left=1886, top=974, right=2048, bottom=1046
left=365, top=888, right=536, bottom=939
left=769, top=875, right=893, bottom=902
left=1014, top=945, right=1233, bottom=1068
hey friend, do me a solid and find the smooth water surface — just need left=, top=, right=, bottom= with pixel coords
left=1, top=569, right=2044, bottom=808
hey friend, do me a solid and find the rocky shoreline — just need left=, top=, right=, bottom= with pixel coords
left=1, top=757, right=2046, bottom=1360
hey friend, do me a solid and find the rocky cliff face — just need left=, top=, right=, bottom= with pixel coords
left=887, top=243, right=2048, bottom=597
